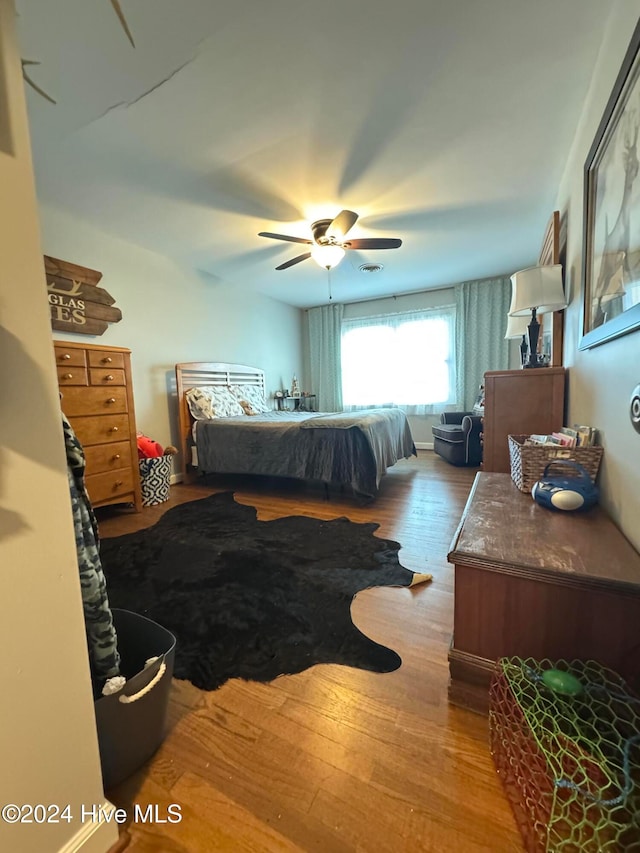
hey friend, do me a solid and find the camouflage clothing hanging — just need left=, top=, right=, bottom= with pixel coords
left=63, top=412, right=120, bottom=679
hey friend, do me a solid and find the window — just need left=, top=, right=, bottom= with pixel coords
left=341, top=307, right=457, bottom=413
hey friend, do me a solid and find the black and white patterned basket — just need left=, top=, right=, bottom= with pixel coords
left=139, top=455, right=172, bottom=506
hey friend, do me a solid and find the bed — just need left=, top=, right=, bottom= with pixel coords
left=175, top=362, right=416, bottom=499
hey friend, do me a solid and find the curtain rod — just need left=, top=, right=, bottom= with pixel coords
left=304, top=271, right=512, bottom=311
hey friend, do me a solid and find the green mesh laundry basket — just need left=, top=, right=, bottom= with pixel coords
left=489, top=657, right=640, bottom=852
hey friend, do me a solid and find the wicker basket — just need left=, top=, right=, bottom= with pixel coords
left=508, top=435, right=604, bottom=493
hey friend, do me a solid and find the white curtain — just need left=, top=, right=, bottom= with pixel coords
left=306, top=303, right=344, bottom=412
left=341, top=307, right=457, bottom=415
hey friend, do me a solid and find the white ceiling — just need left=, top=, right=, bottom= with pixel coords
left=17, top=0, right=609, bottom=309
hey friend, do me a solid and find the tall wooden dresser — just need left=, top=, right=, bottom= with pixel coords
left=481, top=367, right=566, bottom=472
left=55, top=340, right=142, bottom=512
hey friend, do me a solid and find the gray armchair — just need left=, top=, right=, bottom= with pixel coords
left=432, top=411, right=483, bottom=467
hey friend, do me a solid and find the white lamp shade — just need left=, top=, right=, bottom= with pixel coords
left=311, top=244, right=345, bottom=270
left=504, top=313, right=530, bottom=339
left=509, top=264, right=567, bottom=316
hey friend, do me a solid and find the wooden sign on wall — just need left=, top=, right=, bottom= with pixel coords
left=45, top=255, right=122, bottom=336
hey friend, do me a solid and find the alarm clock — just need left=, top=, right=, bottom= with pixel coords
left=531, top=460, right=599, bottom=512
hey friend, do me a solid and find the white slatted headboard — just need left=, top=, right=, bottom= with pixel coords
left=175, top=362, right=266, bottom=483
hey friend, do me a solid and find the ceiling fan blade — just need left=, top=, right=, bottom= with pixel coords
left=258, top=232, right=312, bottom=244
left=344, top=238, right=402, bottom=250
left=326, top=210, right=359, bottom=240
left=276, top=252, right=312, bottom=270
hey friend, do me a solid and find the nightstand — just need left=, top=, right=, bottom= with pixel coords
left=276, top=395, right=316, bottom=411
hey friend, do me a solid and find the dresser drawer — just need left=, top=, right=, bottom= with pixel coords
left=55, top=340, right=141, bottom=511
left=57, top=366, right=88, bottom=386
left=54, top=346, right=87, bottom=367
left=84, top=441, right=132, bottom=475
left=86, top=468, right=134, bottom=505
left=89, top=368, right=126, bottom=386
left=70, top=413, right=131, bottom=446
left=60, top=386, right=128, bottom=417
left=87, top=350, right=125, bottom=370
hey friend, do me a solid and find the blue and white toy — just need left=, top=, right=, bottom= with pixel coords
left=531, top=460, right=599, bottom=512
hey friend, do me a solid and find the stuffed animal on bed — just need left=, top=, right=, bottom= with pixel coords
left=137, top=433, right=163, bottom=459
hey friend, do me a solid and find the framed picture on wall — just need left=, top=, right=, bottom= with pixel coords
left=540, top=317, right=552, bottom=364
left=580, top=18, right=640, bottom=350
left=472, top=385, right=485, bottom=413
left=538, top=211, right=563, bottom=366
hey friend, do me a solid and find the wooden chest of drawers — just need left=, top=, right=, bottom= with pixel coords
left=448, top=473, right=640, bottom=713
left=481, top=367, right=566, bottom=473
left=55, top=340, right=142, bottom=512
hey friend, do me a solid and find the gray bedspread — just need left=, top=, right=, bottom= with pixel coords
left=193, top=408, right=416, bottom=498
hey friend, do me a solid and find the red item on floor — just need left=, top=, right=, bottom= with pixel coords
left=137, top=433, right=163, bottom=459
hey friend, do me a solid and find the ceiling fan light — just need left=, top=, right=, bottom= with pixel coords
left=311, top=244, right=345, bottom=270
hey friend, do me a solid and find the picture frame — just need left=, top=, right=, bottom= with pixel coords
left=538, top=210, right=563, bottom=366
left=540, top=322, right=552, bottom=364
left=580, top=19, right=640, bottom=350
left=472, top=385, right=485, bottom=413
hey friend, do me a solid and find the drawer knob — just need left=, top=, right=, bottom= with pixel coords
left=114, top=481, right=123, bottom=489
left=105, top=374, right=114, bottom=381
left=110, top=426, right=119, bottom=433
left=61, top=353, right=71, bottom=360
left=102, top=357, right=113, bottom=364
left=63, top=373, right=73, bottom=380
left=112, top=454, right=121, bottom=460
left=106, top=397, right=116, bottom=404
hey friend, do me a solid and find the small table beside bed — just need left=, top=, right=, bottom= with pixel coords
left=175, top=362, right=416, bottom=500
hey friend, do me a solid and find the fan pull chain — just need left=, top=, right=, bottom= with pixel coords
left=327, top=269, right=333, bottom=302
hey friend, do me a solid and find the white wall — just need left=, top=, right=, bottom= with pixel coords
left=556, top=0, right=640, bottom=549
left=0, top=3, right=118, bottom=851
left=40, top=206, right=303, bottom=474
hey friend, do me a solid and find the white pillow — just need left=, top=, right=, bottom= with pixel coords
left=185, top=386, right=245, bottom=420
left=229, top=384, right=270, bottom=415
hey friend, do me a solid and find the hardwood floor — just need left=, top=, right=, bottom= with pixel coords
left=99, top=452, right=523, bottom=852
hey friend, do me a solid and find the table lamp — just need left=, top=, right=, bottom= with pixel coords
left=509, top=264, right=567, bottom=368
left=504, top=313, right=531, bottom=366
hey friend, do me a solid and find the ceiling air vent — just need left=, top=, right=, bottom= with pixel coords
left=359, top=263, right=384, bottom=273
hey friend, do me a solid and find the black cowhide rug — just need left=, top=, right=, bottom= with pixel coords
left=99, top=491, right=420, bottom=691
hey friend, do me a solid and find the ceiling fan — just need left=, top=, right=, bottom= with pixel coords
left=258, top=210, right=402, bottom=270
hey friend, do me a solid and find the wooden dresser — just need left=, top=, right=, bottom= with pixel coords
left=448, top=472, right=640, bottom=713
left=55, top=340, right=142, bottom=512
left=481, top=367, right=566, bottom=472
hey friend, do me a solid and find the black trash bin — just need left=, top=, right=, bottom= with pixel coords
left=94, top=609, right=176, bottom=789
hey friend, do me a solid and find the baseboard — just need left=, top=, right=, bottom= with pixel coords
left=447, top=647, right=495, bottom=715
left=57, top=801, right=120, bottom=853
left=170, top=473, right=183, bottom=485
